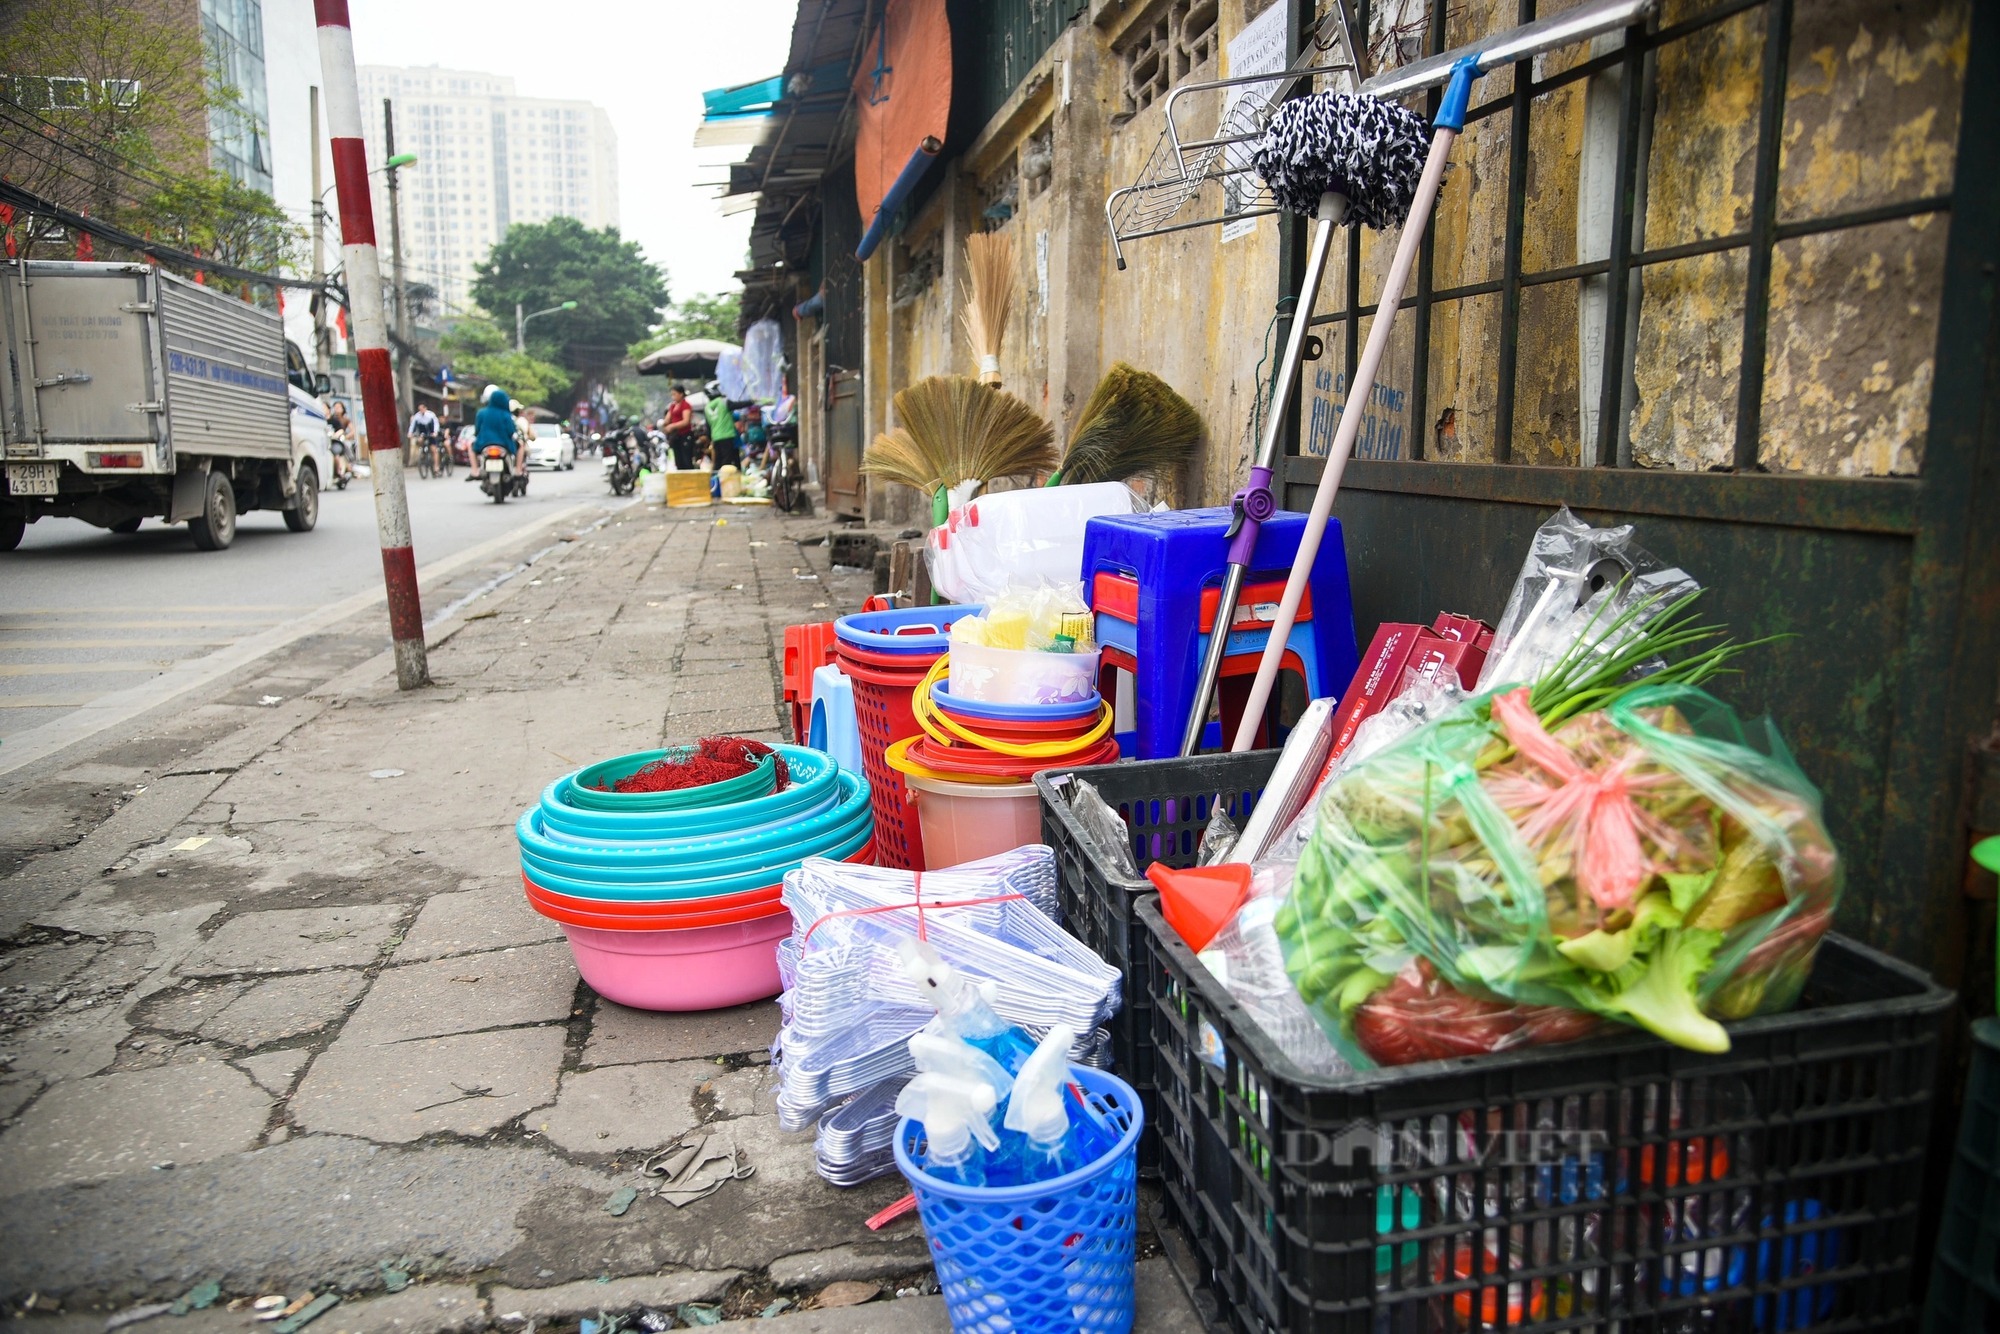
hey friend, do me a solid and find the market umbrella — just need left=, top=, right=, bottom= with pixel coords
left=636, top=338, right=739, bottom=379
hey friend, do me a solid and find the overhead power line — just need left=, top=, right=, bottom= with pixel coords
left=0, top=177, right=334, bottom=294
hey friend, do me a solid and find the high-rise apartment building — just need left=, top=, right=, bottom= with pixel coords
left=355, top=65, right=620, bottom=314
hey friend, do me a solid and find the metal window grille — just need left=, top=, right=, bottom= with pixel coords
left=1298, top=0, right=1955, bottom=473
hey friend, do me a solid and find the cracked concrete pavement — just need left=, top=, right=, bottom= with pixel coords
left=0, top=500, right=1203, bottom=1331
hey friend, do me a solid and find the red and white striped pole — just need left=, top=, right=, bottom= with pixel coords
left=315, top=0, right=428, bottom=690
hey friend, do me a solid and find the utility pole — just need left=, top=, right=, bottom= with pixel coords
left=316, top=0, right=429, bottom=691
left=384, top=97, right=413, bottom=457
left=516, top=302, right=525, bottom=354
left=309, top=85, right=330, bottom=380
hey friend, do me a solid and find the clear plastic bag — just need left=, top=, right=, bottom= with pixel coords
left=1476, top=507, right=1700, bottom=693
left=1067, top=778, right=1139, bottom=879
left=1277, top=681, right=1841, bottom=1067
left=773, top=846, right=1122, bottom=1129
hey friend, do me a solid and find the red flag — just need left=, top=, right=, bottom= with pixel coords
left=334, top=306, right=349, bottom=348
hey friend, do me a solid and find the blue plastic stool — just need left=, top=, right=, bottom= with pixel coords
left=896, top=1065, right=1143, bottom=1334
left=807, top=664, right=863, bottom=776
left=1082, top=507, right=1358, bottom=758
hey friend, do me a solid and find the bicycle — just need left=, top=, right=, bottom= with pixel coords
left=767, top=429, right=810, bottom=515
left=413, top=433, right=449, bottom=478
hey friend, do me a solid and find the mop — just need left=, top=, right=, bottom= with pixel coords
left=1214, top=56, right=1494, bottom=756
left=1176, top=88, right=1432, bottom=756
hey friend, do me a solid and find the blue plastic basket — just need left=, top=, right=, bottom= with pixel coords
left=895, top=1065, right=1143, bottom=1334
left=835, top=605, right=984, bottom=655
left=931, top=678, right=1103, bottom=722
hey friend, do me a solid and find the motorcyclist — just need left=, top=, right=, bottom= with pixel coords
left=326, top=399, right=357, bottom=485
left=470, top=384, right=524, bottom=489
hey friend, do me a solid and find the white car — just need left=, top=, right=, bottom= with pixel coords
left=527, top=423, right=576, bottom=470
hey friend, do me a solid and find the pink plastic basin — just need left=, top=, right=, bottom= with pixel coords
left=558, top=912, right=793, bottom=1011
left=907, top=774, right=1043, bottom=870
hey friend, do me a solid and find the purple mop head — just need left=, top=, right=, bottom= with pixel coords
left=1252, top=92, right=1431, bottom=229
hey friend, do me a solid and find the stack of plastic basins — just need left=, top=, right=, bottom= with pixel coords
left=831, top=606, right=983, bottom=870
left=889, top=679, right=1120, bottom=870
left=518, top=744, right=873, bottom=1010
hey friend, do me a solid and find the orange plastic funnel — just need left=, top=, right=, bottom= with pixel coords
left=1147, top=862, right=1253, bottom=953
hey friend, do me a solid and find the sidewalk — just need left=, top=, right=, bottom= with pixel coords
left=0, top=501, right=1202, bottom=1331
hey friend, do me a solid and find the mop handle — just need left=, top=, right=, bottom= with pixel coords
left=1229, top=62, right=1479, bottom=753
left=1179, top=193, right=1349, bottom=757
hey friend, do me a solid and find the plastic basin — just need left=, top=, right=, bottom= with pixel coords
left=908, top=774, right=1043, bottom=870
left=558, top=913, right=794, bottom=1011
left=835, top=605, right=985, bottom=655
left=948, top=639, right=1100, bottom=704
left=930, top=678, right=1102, bottom=722
left=566, top=747, right=777, bottom=811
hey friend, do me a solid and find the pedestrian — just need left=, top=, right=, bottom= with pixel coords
left=704, top=380, right=740, bottom=471
left=740, top=403, right=767, bottom=467
left=663, top=386, right=696, bottom=471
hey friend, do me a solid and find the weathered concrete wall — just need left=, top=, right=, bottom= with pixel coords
left=852, top=0, right=1966, bottom=519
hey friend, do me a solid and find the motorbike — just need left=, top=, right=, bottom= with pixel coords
left=766, top=421, right=810, bottom=515
left=479, top=445, right=524, bottom=503
left=328, top=428, right=355, bottom=490
left=606, top=430, right=640, bottom=496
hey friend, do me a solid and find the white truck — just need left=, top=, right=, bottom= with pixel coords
left=0, top=259, right=334, bottom=551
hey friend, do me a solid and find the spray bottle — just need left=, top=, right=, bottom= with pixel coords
left=910, top=1028, right=1014, bottom=1117
left=896, top=1072, right=1000, bottom=1187
left=897, top=938, right=1038, bottom=1072
left=994, top=1025, right=1110, bottom=1185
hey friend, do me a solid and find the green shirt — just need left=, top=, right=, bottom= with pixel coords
left=704, top=398, right=737, bottom=442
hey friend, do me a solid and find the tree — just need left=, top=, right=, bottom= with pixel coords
left=125, top=170, right=302, bottom=275
left=470, top=217, right=666, bottom=384
left=629, top=291, right=742, bottom=360
left=438, top=317, right=567, bottom=408
left=1, top=0, right=296, bottom=291
left=1, top=0, right=223, bottom=235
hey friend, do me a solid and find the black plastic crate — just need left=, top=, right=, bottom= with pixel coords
left=1924, top=1016, right=2000, bottom=1332
left=1136, top=893, right=1954, bottom=1334
left=1035, top=750, right=1283, bottom=1175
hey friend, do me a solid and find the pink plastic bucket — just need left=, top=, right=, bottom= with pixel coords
left=907, top=774, right=1043, bottom=870
left=558, top=912, right=793, bottom=1011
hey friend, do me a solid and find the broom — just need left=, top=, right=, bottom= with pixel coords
left=1047, top=363, right=1203, bottom=487
left=961, top=232, right=1014, bottom=387
left=861, top=375, right=1057, bottom=524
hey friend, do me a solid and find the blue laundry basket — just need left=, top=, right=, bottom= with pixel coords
left=895, top=1065, right=1143, bottom=1334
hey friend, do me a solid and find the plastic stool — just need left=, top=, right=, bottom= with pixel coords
left=807, top=664, right=863, bottom=777
left=783, top=622, right=839, bottom=743
left=1082, top=507, right=1358, bottom=758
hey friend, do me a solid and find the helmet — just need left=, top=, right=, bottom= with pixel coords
left=705, top=380, right=722, bottom=397
left=480, top=384, right=501, bottom=405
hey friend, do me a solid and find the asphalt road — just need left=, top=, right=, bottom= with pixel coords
left=0, top=454, right=619, bottom=739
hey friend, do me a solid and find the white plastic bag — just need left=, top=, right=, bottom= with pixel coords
left=926, top=482, right=1137, bottom=604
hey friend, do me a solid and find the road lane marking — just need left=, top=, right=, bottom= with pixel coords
left=0, top=663, right=171, bottom=676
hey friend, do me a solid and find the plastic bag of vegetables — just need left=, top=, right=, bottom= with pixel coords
left=1276, top=676, right=1840, bottom=1068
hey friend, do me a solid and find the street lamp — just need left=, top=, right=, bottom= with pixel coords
left=516, top=300, right=578, bottom=354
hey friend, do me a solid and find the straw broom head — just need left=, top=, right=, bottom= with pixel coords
left=1056, top=363, right=1203, bottom=486
left=960, top=231, right=1015, bottom=386
left=861, top=374, right=1056, bottom=495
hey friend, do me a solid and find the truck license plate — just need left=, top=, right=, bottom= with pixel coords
left=6, top=462, right=58, bottom=495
